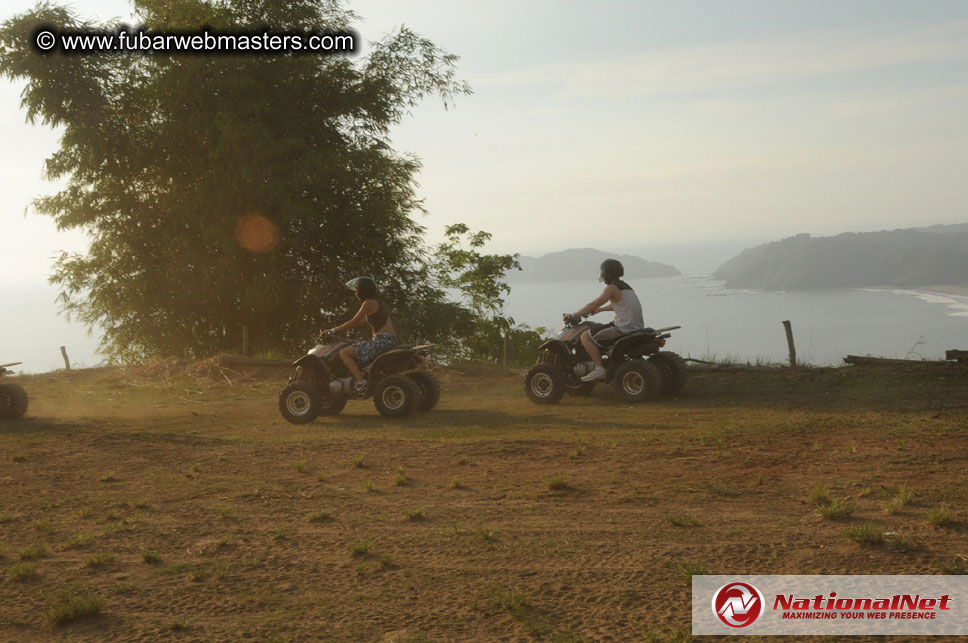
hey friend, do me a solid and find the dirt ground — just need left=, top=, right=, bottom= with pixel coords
left=1, top=362, right=967, bottom=641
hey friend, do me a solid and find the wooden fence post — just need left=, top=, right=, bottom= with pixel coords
left=503, top=332, right=511, bottom=369
left=782, top=320, right=797, bottom=368
left=60, top=345, right=71, bottom=370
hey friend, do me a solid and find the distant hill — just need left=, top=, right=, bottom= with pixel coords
left=510, top=248, right=680, bottom=282
left=713, top=227, right=968, bottom=290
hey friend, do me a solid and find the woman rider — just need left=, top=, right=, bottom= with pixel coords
left=323, top=277, right=396, bottom=394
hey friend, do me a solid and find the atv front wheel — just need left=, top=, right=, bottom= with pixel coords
left=648, top=351, right=688, bottom=395
left=0, top=382, right=28, bottom=419
left=278, top=382, right=322, bottom=424
left=612, top=360, right=661, bottom=403
left=525, top=364, right=566, bottom=404
left=373, top=375, right=421, bottom=418
left=408, top=371, right=441, bottom=411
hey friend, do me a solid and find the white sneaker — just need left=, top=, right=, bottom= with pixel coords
left=581, top=365, right=606, bottom=382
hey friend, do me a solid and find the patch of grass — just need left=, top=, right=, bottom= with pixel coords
left=928, top=504, right=952, bottom=527
left=808, top=483, right=830, bottom=506
left=0, top=512, right=13, bottom=524
left=885, top=532, right=919, bottom=552
left=496, top=588, right=532, bottom=618
left=294, top=460, right=307, bottom=473
left=843, top=522, right=884, bottom=547
left=316, top=471, right=326, bottom=482
left=78, top=508, right=94, bottom=520
left=885, top=486, right=914, bottom=514
left=217, top=505, right=235, bottom=519
left=11, top=453, right=26, bottom=462
left=363, top=479, right=376, bottom=493
left=405, top=507, right=425, bottom=520
left=456, top=455, right=468, bottom=465
left=67, top=534, right=94, bottom=549
left=351, top=454, right=366, bottom=468
left=569, top=446, right=585, bottom=459
left=33, top=519, right=56, bottom=534
left=936, top=557, right=968, bottom=574
left=545, top=472, right=569, bottom=491
left=667, top=515, right=700, bottom=527
left=132, top=498, right=149, bottom=509
left=817, top=498, right=855, bottom=520
left=679, top=560, right=709, bottom=581
left=394, top=466, right=408, bottom=486
left=100, top=472, right=117, bottom=483
left=46, top=585, right=103, bottom=625
left=379, top=554, right=396, bottom=568
left=8, top=563, right=39, bottom=581
left=306, top=510, right=331, bottom=523
left=142, top=550, right=162, bottom=564
left=348, top=538, right=375, bottom=557
left=18, top=543, right=48, bottom=560
left=158, top=562, right=194, bottom=576
left=476, top=525, right=496, bottom=541
left=271, top=528, right=290, bottom=541
left=168, top=617, right=190, bottom=631
left=84, top=551, right=116, bottom=568
left=450, top=476, right=463, bottom=490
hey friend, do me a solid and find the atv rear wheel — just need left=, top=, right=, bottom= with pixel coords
left=373, top=375, right=421, bottom=418
left=0, top=382, right=28, bottom=419
left=612, top=360, right=661, bottom=403
left=408, top=371, right=441, bottom=411
left=525, top=364, right=566, bottom=404
left=279, top=382, right=322, bottom=424
left=648, top=351, right=688, bottom=395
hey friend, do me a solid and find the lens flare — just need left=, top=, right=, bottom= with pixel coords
left=234, top=213, right=279, bottom=253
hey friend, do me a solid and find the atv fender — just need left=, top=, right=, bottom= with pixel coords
left=293, top=354, right=332, bottom=382
left=369, top=349, right=418, bottom=380
left=538, top=340, right=574, bottom=366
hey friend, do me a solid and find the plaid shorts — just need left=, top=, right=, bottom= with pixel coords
left=591, top=325, right=626, bottom=346
left=354, top=333, right=396, bottom=365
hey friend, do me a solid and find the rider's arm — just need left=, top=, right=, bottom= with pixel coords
left=594, top=304, right=614, bottom=314
left=328, top=300, right=377, bottom=334
left=573, top=285, right=617, bottom=317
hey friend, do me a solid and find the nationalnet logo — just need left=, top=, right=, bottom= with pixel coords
left=693, top=575, right=968, bottom=636
left=712, top=582, right=765, bottom=628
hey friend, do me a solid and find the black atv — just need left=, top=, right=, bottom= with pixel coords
left=524, top=315, right=687, bottom=404
left=0, top=362, right=28, bottom=419
left=279, top=336, right=439, bottom=423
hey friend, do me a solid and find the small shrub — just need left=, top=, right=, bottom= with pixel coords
left=843, top=522, right=884, bottom=547
left=8, top=563, right=38, bottom=581
left=379, top=554, right=396, bottom=568
left=85, top=551, right=116, bottom=568
left=667, top=515, right=700, bottom=527
left=545, top=473, right=569, bottom=491
left=18, top=543, right=48, bottom=560
left=394, top=466, right=408, bottom=486
left=306, top=511, right=331, bottom=523
left=817, top=498, right=855, bottom=520
left=476, top=525, right=496, bottom=541
left=142, top=550, right=162, bottom=564
left=363, top=479, right=375, bottom=493
left=11, top=453, right=26, bottom=462
left=132, top=498, right=149, bottom=509
left=569, top=446, right=585, bottom=459
left=270, top=528, right=290, bottom=541
left=100, top=472, right=117, bottom=483
left=0, top=513, right=13, bottom=524
left=497, top=588, right=532, bottom=618
left=217, top=505, right=234, bottom=519
left=348, top=539, right=374, bottom=557
left=294, top=460, right=306, bottom=473
left=33, top=520, right=56, bottom=534
left=936, top=557, right=968, bottom=574
left=450, top=477, right=463, bottom=490
left=679, top=560, right=709, bottom=581
left=456, top=455, right=468, bottom=465
left=405, top=507, right=424, bottom=520
left=929, top=505, right=952, bottom=527
left=47, top=585, right=103, bottom=625
left=168, top=617, right=190, bottom=631
left=808, top=483, right=830, bottom=506
left=351, top=455, right=366, bottom=468
left=67, top=534, right=94, bottom=549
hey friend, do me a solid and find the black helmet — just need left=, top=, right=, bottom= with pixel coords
left=599, top=259, right=624, bottom=284
left=345, top=276, right=378, bottom=299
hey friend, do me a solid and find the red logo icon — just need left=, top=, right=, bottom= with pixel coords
left=712, top=582, right=765, bottom=628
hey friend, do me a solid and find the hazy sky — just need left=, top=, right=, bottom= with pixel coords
left=2, top=0, right=968, bottom=286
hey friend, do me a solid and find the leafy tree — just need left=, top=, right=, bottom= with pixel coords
left=0, top=0, right=471, bottom=361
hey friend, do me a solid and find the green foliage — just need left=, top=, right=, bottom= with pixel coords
left=0, top=1, right=474, bottom=361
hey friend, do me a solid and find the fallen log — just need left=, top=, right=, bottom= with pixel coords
left=844, top=355, right=947, bottom=366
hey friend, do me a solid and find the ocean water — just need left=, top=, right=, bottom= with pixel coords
left=504, top=276, right=968, bottom=366
left=4, top=277, right=968, bottom=372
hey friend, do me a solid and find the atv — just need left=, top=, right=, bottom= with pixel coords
left=279, top=335, right=439, bottom=423
left=524, top=315, right=687, bottom=404
left=0, top=362, right=28, bottom=419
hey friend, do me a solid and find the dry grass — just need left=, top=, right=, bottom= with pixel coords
left=0, top=363, right=966, bottom=640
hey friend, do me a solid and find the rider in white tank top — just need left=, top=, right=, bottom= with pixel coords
left=612, top=282, right=644, bottom=333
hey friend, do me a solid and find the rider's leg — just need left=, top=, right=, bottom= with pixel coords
left=339, top=346, right=365, bottom=382
left=581, top=330, right=604, bottom=367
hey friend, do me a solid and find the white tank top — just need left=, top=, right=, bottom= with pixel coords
left=613, top=286, right=644, bottom=333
